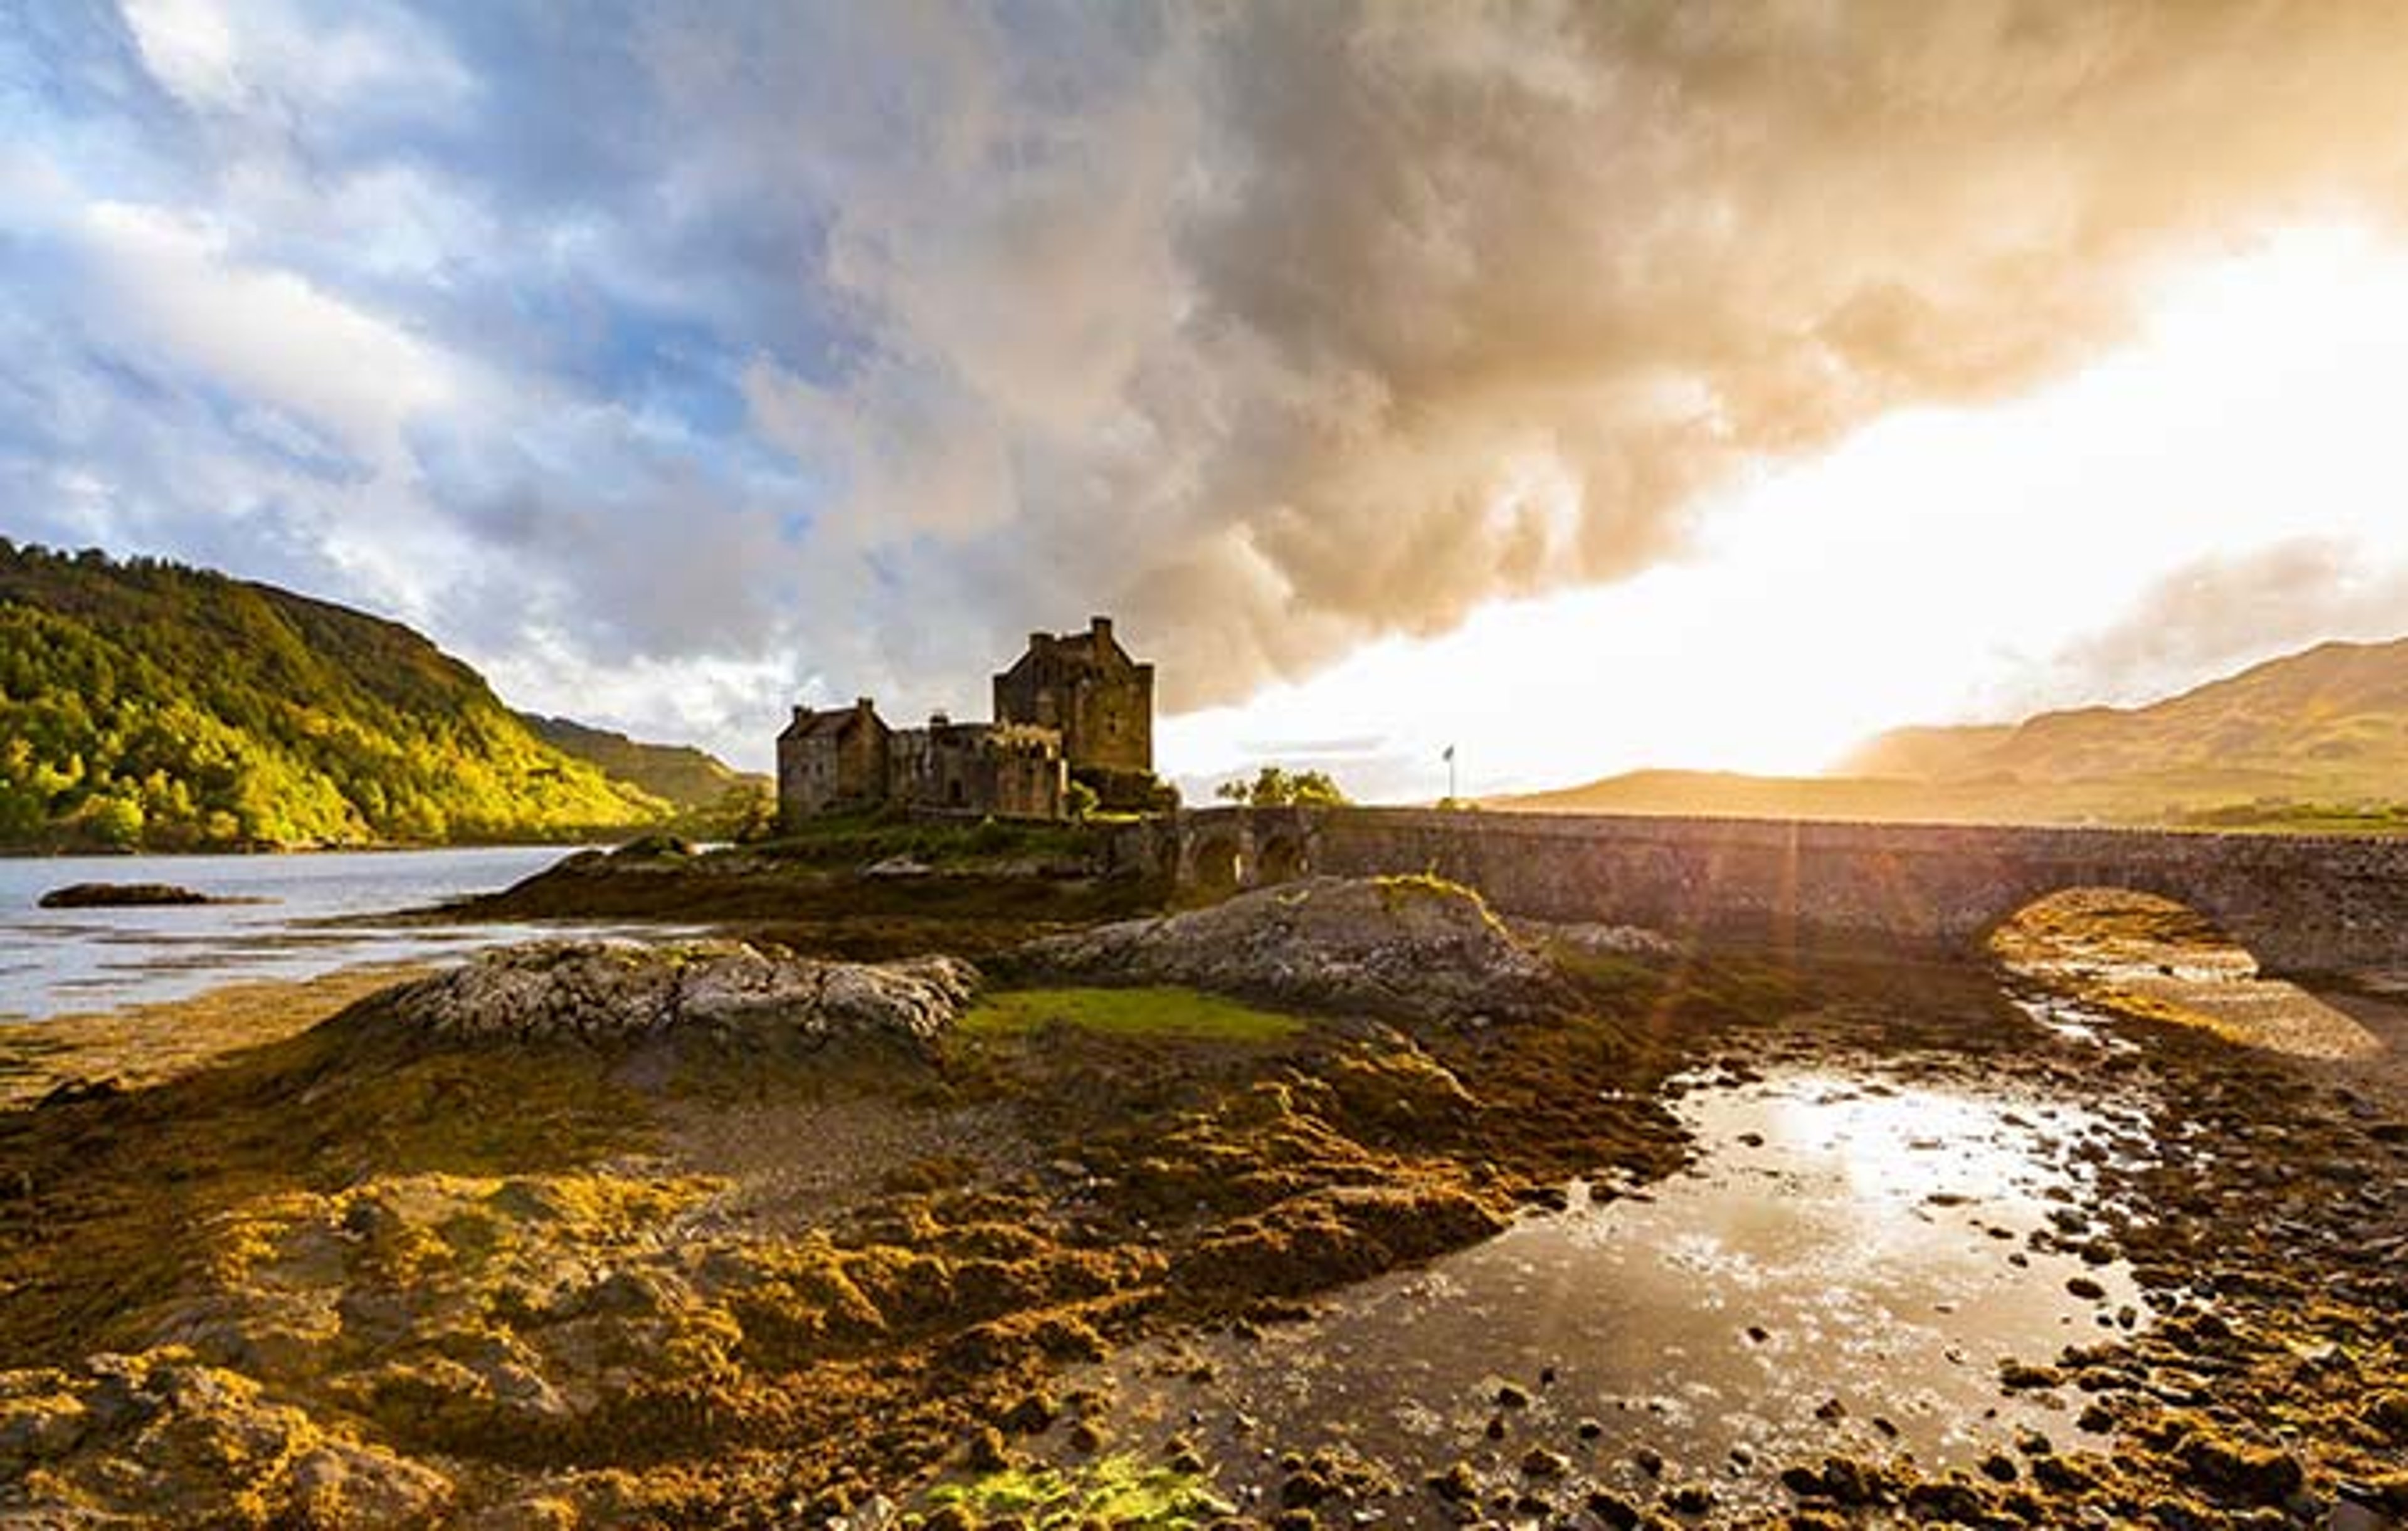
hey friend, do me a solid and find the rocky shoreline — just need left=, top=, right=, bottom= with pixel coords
left=0, top=876, right=2402, bottom=1527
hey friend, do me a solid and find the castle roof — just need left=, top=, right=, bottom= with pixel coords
left=1000, top=615, right=1147, bottom=677
left=778, top=699, right=885, bottom=742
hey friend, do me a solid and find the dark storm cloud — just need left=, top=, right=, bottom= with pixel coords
left=12, top=1, right=2408, bottom=752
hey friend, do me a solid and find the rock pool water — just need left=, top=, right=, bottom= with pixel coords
left=1070, top=1065, right=2155, bottom=1525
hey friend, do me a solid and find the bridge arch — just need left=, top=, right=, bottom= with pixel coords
left=1963, top=860, right=2301, bottom=976
left=1254, top=833, right=1308, bottom=885
left=1986, top=885, right=2261, bottom=974
left=1186, top=833, right=1243, bottom=893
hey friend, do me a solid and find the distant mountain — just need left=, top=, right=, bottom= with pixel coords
left=0, top=539, right=671, bottom=851
left=1500, top=637, right=2408, bottom=833
left=519, top=713, right=768, bottom=816
left=1842, top=638, right=2408, bottom=796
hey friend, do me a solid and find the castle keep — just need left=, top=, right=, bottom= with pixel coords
left=778, top=617, right=1154, bottom=826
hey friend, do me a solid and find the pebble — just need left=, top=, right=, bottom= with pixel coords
left=1520, top=1447, right=1568, bottom=1478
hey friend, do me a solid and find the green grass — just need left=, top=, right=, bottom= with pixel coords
left=927, top=1456, right=1234, bottom=1530
left=961, top=986, right=1307, bottom=1043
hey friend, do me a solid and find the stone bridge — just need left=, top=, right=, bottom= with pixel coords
left=1109, top=806, right=2408, bottom=974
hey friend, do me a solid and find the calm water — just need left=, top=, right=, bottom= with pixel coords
left=1078, top=1067, right=2150, bottom=1525
left=0, top=847, right=633, bottom=1022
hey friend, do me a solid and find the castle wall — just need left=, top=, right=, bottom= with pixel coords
left=890, top=722, right=1065, bottom=819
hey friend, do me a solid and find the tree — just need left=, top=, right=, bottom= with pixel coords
left=1214, top=765, right=1349, bottom=808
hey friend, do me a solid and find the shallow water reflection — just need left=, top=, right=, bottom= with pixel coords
left=1087, top=1068, right=2152, bottom=1525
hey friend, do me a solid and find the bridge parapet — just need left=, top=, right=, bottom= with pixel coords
left=1137, top=806, right=2408, bottom=974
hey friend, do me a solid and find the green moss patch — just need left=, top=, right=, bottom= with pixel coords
left=927, top=1455, right=1233, bottom=1529
left=961, top=987, right=1307, bottom=1044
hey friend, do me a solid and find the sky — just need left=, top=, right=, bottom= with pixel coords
left=11, top=3, right=2408, bottom=802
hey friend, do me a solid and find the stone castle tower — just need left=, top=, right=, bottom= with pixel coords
left=991, top=616, right=1154, bottom=776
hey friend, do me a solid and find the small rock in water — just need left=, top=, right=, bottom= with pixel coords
left=1585, top=1490, right=1642, bottom=1530
left=1667, top=1483, right=1715, bottom=1513
left=1520, top=1448, right=1568, bottom=1478
left=1426, top=1463, right=1479, bottom=1503
left=37, top=881, right=216, bottom=908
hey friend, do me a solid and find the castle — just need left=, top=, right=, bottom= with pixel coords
left=777, top=616, right=1155, bottom=826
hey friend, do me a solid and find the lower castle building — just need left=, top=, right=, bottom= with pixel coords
left=777, top=617, right=1151, bottom=826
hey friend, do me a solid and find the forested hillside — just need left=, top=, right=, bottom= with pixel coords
left=519, top=714, right=766, bottom=815
left=0, top=540, right=668, bottom=851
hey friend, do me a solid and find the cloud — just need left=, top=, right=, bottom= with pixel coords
left=2053, top=539, right=2408, bottom=705
left=711, top=1, right=2408, bottom=710
left=16, top=1, right=2408, bottom=764
left=74, top=200, right=457, bottom=461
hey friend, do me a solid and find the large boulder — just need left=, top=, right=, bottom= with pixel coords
left=377, top=940, right=976, bottom=1050
left=1008, top=875, right=1571, bottom=1025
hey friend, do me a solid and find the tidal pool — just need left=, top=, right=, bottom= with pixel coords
left=1077, top=1066, right=2153, bottom=1525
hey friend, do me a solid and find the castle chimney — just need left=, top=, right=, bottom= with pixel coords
left=1090, top=615, right=1113, bottom=644
left=855, top=697, right=875, bottom=718
left=1028, top=631, right=1048, bottom=651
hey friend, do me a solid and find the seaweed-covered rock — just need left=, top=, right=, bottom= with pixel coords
left=376, top=940, right=976, bottom=1050
left=1008, top=876, right=1571, bottom=1025
left=0, top=1352, right=452, bottom=1527
left=1168, top=1182, right=1508, bottom=1298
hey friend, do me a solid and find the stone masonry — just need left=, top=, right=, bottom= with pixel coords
left=1120, top=806, right=2408, bottom=975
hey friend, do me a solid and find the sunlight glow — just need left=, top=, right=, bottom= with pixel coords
left=1164, top=224, right=2408, bottom=802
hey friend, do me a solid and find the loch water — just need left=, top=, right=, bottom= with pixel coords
left=0, top=846, right=627, bottom=1022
